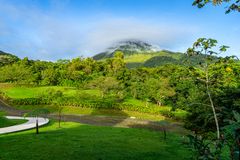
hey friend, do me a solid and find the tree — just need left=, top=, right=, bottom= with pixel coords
left=51, top=91, right=64, bottom=128
left=87, top=76, right=120, bottom=97
left=0, top=62, right=34, bottom=84
left=193, top=0, right=240, bottom=13
left=24, top=108, right=50, bottom=134
left=145, top=77, right=175, bottom=106
left=186, top=38, right=229, bottom=139
left=106, top=51, right=126, bottom=76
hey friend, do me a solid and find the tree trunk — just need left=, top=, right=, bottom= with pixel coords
left=58, top=112, right=61, bottom=128
left=157, top=101, right=162, bottom=106
left=36, top=118, right=39, bottom=134
left=163, top=129, right=167, bottom=140
left=207, top=88, right=220, bottom=139
left=205, top=64, right=220, bottom=139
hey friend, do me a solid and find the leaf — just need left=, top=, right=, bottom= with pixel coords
left=233, top=110, right=240, bottom=122
left=219, top=45, right=229, bottom=52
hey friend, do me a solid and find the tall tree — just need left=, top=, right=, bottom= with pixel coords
left=187, top=38, right=229, bottom=139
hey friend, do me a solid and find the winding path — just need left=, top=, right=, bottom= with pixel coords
left=0, top=116, right=49, bottom=134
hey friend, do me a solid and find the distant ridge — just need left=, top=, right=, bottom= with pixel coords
left=92, top=40, right=218, bottom=68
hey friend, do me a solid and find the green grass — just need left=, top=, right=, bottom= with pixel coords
left=124, top=54, right=156, bottom=63
left=0, top=111, right=27, bottom=128
left=124, top=51, right=183, bottom=64
left=0, top=86, right=78, bottom=99
left=0, top=121, right=191, bottom=160
left=0, top=118, right=27, bottom=128
left=0, top=84, right=101, bottom=99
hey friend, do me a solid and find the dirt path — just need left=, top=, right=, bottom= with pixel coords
left=0, top=99, right=187, bottom=134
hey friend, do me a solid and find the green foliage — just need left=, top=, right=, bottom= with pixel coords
left=86, top=76, right=121, bottom=97
left=223, top=111, right=240, bottom=159
left=187, top=134, right=225, bottom=159
left=185, top=38, right=240, bottom=159
left=193, top=0, right=240, bottom=14
left=185, top=38, right=233, bottom=138
left=0, top=50, right=20, bottom=67
left=24, top=108, right=50, bottom=118
left=144, top=56, right=179, bottom=67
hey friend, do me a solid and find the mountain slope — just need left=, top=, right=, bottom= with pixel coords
left=92, top=40, right=217, bottom=68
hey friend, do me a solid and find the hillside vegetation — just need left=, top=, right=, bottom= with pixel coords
left=0, top=50, right=19, bottom=67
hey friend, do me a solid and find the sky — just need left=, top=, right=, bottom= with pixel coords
left=0, top=0, right=239, bottom=61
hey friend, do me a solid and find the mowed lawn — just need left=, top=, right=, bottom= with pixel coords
left=0, top=117, right=27, bottom=128
left=0, top=85, right=79, bottom=99
left=0, top=121, right=191, bottom=160
left=0, top=111, right=27, bottom=128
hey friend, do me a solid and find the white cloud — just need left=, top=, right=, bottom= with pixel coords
left=84, top=18, right=197, bottom=53
left=0, top=1, right=198, bottom=60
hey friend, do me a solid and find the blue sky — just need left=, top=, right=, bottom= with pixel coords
left=0, top=0, right=239, bottom=60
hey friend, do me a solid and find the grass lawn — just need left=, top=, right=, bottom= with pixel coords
left=0, top=121, right=191, bottom=160
left=0, top=117, right=27, bottom=128
left=0, top=83, right=102, bottom=99
left=0, top=85, right=78, bottom=99
left=0, top=112, right=27, bottom=128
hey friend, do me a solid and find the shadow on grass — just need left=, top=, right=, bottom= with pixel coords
left=127, top=120, right=189, bottom=136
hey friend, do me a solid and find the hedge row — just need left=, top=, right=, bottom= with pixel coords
left=10, top=97, right=175, bottom=117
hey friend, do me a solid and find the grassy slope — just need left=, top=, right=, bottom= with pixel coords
left=0, top=121, right=191, bottom=160
left=124, top=51, right=183, bottom=64
left=1, top=86, right=78, bottom=98
left=0, top=85, right=101, bottom=99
